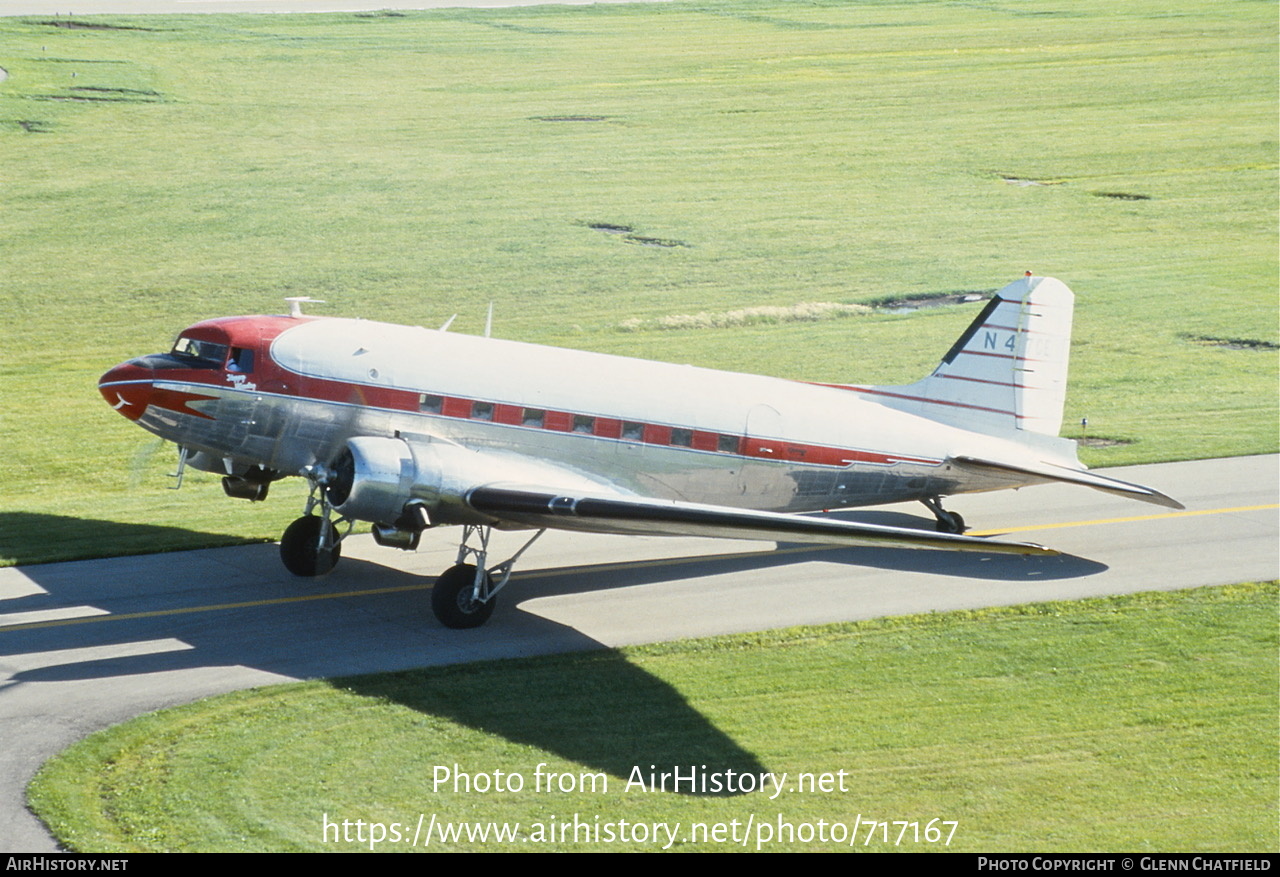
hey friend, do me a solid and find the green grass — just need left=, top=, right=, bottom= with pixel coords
left=28, top=583, right=1279, bottom=852
left=1, top=0, right=1276, bottom=565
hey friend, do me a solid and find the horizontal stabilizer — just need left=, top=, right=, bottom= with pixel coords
left=466, top=485, right=1058, bottom=556
left=949, top=456, right=1184, bottom=509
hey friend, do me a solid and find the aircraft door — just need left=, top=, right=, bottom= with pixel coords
left=740, top=403, right=792, bottom=508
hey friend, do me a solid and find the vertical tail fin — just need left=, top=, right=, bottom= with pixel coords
left=867, top=275, right=1074, bottom=438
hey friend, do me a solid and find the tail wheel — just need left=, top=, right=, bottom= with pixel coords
left=279, top=515, right=342, bottom=577
left=431, top=563, right=496, bottom=629
left=934, top=511, right=967, bottom=534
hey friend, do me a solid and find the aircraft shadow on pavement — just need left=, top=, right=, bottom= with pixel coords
left=1, top=511, right=1100, bottom=793
left=2, top=548, right=592, bottom=683
left=1, top=511, right=1106, bottom=684
left=515, top=510, right=1107, bottom=602
left=3, top=526, right=770, bottom=792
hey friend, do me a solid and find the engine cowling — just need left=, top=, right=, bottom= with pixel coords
left=325, top=436, right=419, bottom=526
left=323, top=434, right=610, bottom=534
left=323, top=435, right=489, bottom=529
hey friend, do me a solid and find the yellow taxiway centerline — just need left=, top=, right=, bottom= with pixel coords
left=966, top=504, right=1279, bottom=537
left=3, top=503, right=1275, bottom=634
left=0, top=584, right=430, bottom=633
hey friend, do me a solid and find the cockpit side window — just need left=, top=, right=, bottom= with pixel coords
left=228, top=347, right=255, bottom=373
left=171, top=337, right=229, bottom=369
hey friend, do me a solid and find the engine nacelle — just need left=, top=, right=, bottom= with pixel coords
left=325, top=436, right=420, bottom=526
left=324, top=435, right=489, bottom=529
left=324, top=434, right=607, bottom=532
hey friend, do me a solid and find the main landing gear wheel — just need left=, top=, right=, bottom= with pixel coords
left=280, top=515, right=342, bottom=577
left=432, top=525, right=545, bottom=630
left=431, top=563, right=496, bottom=629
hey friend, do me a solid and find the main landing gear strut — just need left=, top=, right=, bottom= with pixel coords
left=921, top=496, right=967, bottom=534
left=432, top=525, right=546, bottom=629
left=279, top=469, right=353, bottom=577
left=276, top=467, right=544, bottom=629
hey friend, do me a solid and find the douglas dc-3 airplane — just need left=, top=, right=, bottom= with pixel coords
left=99, top=274, right=1180, bottom=628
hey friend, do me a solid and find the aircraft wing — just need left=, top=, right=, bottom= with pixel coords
left=463, top=485, right=1058, bottom=556
left=948, top=456, right=1184, bottom=510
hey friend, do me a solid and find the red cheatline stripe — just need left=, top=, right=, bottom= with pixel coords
left=143, top=376, right=945, bottom=470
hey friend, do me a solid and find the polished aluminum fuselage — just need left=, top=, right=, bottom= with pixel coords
left=104, top=314, right=1077, bottom=521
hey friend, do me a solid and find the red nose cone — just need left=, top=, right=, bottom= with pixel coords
left=99, top=361, right=154, bottom=422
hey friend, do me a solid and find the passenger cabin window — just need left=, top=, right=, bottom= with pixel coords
left=471, top=401, right=494, bottom=421
left=419, top=394, right=443, bottom=414
left=522, top=408, right=545, bottom=428
left=670, top=428, right=693, bottom=447
left=621, top=421, right=644, bottom=441
left=718, top=434, right=740, bottom=454
left=573, top=415, right=595, bottom=434
left=171, top=337, right=228, bottom=369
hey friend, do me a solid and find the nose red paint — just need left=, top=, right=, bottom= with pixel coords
left=98, top=361, right=154, bottom=422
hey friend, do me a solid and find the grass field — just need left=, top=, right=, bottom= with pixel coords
left=7, top=4, right=1277, bottom=854
left=27, top=583, right=1279, bottom=852
left=0, top=0, right=1276, bottom=565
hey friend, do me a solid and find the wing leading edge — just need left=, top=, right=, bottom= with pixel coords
left=465, top=485, right=1058, bottom=556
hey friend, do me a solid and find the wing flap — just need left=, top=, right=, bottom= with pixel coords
left=466, top=486, right=1058, bottom=556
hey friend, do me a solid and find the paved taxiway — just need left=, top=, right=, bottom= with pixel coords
left=2, top=454, right=1276, bottom=850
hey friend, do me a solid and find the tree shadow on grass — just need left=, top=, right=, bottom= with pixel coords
left=0, top=512, right=262, bottom=566
left=335, top=650, right=769, bottom=797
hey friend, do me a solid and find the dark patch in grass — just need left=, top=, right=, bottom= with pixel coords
left=353, top=10, right=407, bottom=17
left=36, top=19, right=159, bottom=32
left=31, top=85, right=163, bottom=104
left=476, top=20, right=574, bottom=35
left=716, top=12, right=844, bottom=30
left=532, top=115, right=610, bottom=123
left=4, top=119, right=54, bottom=133
left=34, top=93, right=161, bottom=103
left=869, top=290, right=990, bottom=310
left=585, top=222, right=635, bottom=234
left=1075, top=436, right=1135, bottom=448
left=960, top=3, right=1083, bottom=17
left=623, top=235, right=689, bottom=248
left=70, top=86, right=160, bottom=97
left=1183, top=334, right=1279, bottom=351
left=583, top=221, right=688, bottom=247
left=999, top=174, right=1064, bottom=187
left=1092, top=191, right=1152, bottom=201
left=33, top=58, right=129, bottom=64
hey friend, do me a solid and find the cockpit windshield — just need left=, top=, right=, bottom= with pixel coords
left=171, top=336, right=229, bottom=369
